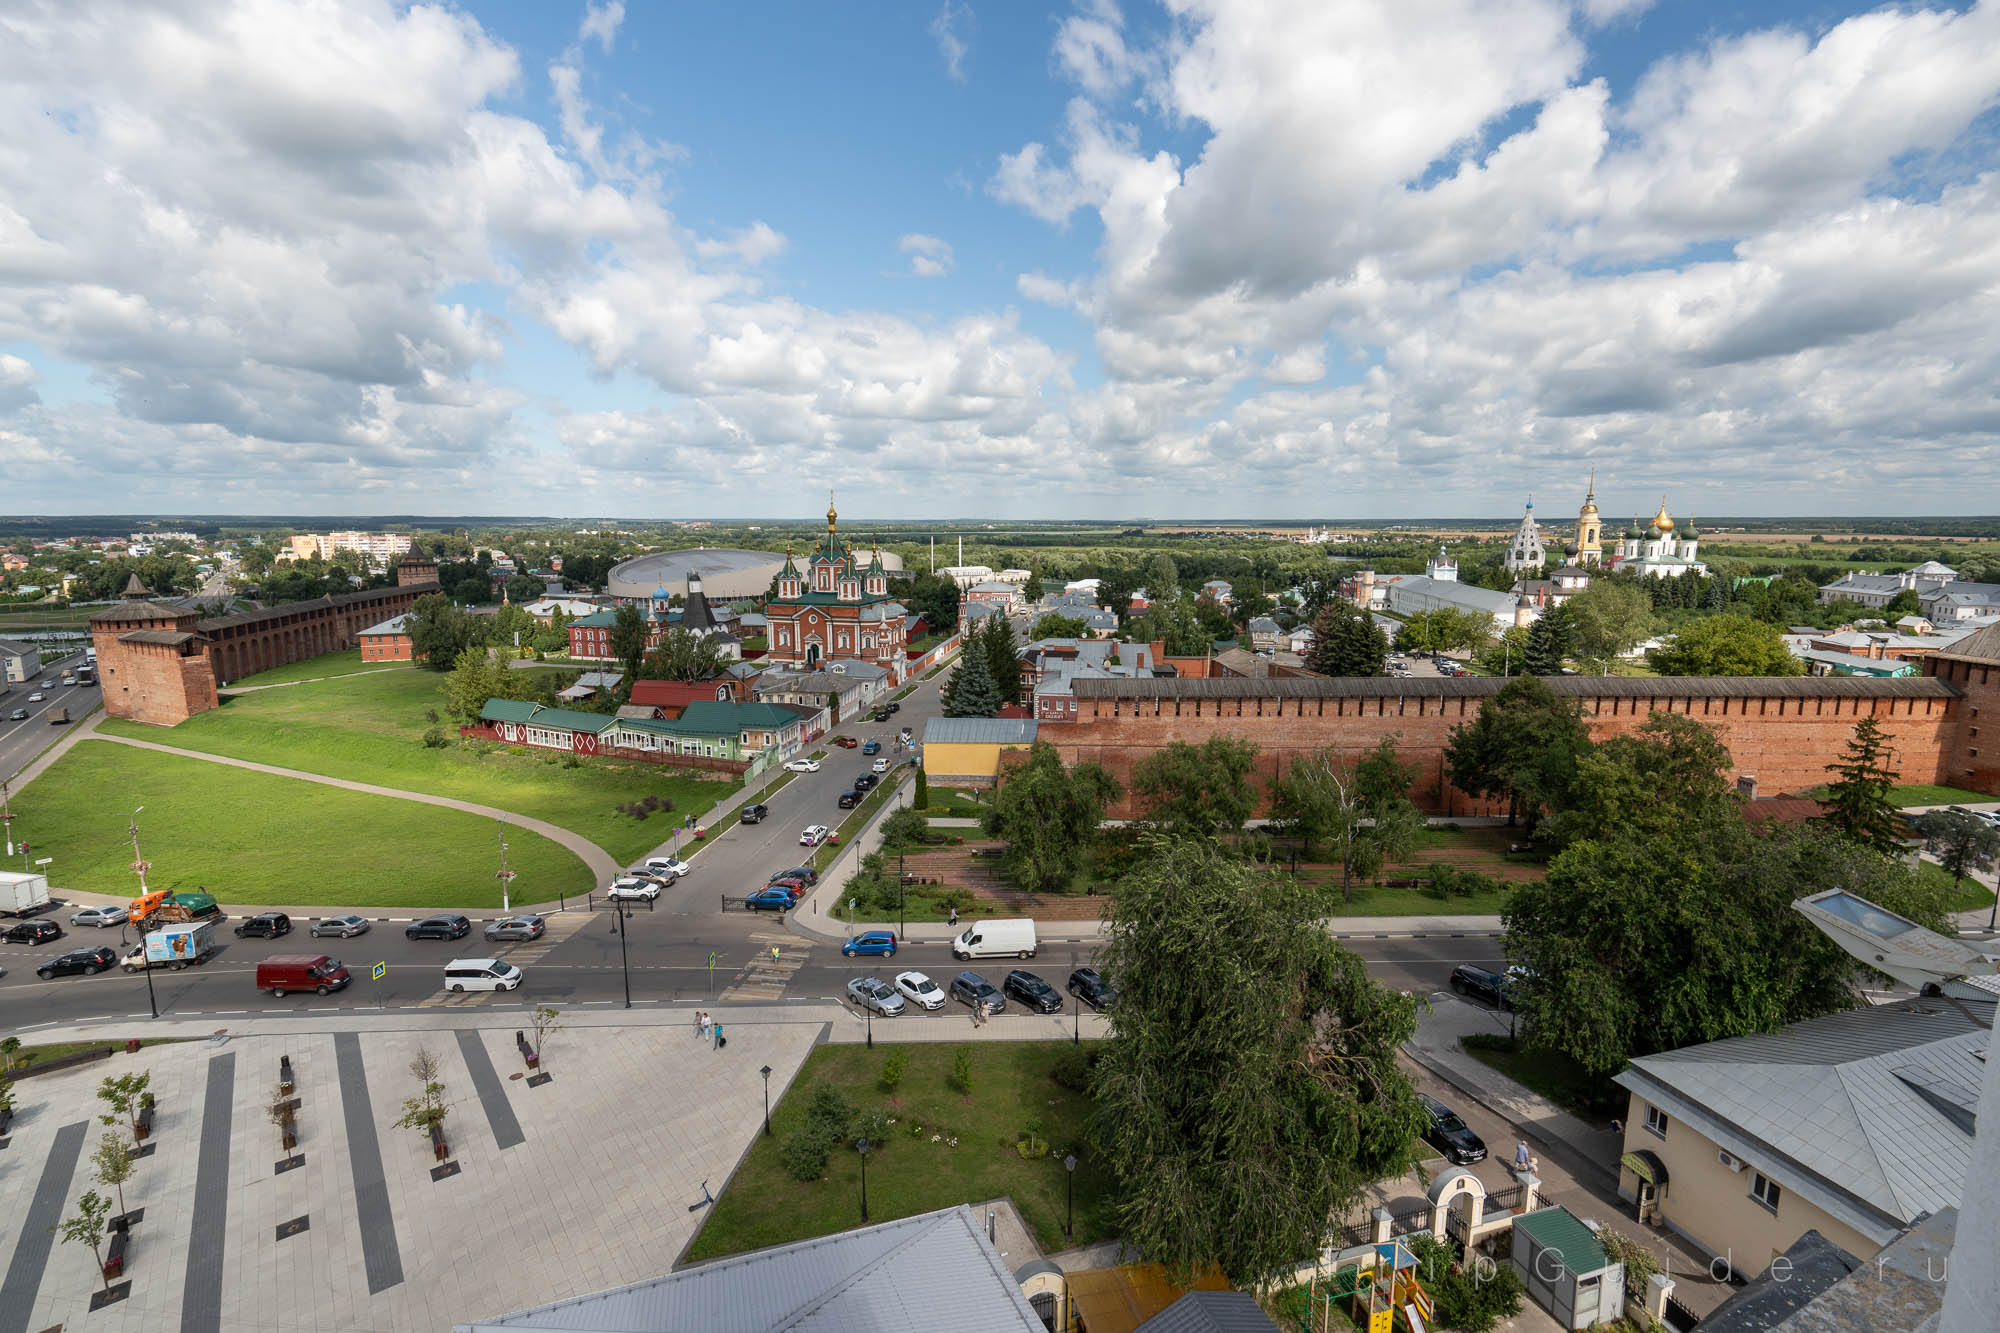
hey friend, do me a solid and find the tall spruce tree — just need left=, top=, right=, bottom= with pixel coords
left=942, top=644, right=1004, bottom=717
left=1817, top=716, right=1904, bottom=854
left=1521, top=602, right=1578, bottom=675
left=983, top=615, right=1024, bottom=704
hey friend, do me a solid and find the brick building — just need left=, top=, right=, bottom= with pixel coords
left=358, top=614, right=417, bottom=662
left=92, top=557, right=441, bottom=726
left=1034, top=657, right=2000, bottom=817
left=763, top=500, right=910, bottom=679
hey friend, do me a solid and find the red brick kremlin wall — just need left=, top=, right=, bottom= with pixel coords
left=1042, top=675, right=1970, bottom=818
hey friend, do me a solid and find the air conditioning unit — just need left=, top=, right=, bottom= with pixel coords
left=1718, top=1150, right=1744, bottom=1173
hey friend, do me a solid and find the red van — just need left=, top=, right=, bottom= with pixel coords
left=256, top=954, right=352, bottom=997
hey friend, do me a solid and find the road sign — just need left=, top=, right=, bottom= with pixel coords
left=371, top=961, right=386, bottom=981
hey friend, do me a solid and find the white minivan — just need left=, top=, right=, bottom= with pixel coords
left=444, top=958, right=524, bottom=992
left=952, top=917, right=1037, bottom=961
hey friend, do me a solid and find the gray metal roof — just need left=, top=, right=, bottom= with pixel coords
left=1070, top=674, right=1958, bottom=701
left=456, top=1205, right=1043, bottom=1333
left=923, top=717, right=1039, bottom=745
left=1699, top=1230, right=1861, bottom=1333
left=1615, top=1000, right=1993, bottom=1244
left=0, top=638, right=36, bottom=657
left=1136, top=1291, right=1282, bottom=1333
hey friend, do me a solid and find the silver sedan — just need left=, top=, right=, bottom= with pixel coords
left=847, top=975, right=906, bottom=1016
left=311, top=914, right=371, bottom=938
left=68, top=904, right=129, bottom=928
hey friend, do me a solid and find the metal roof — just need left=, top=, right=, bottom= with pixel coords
left=1933, top=622, right=2000, bottom=663
left=455, top=1204, right=1043, bottom=1333
left=479, top=699, right=615, bottom=733
left=1511, top=1206, right=1613, bottom=1274
left=118, top=629, right=206, bottom=647
left=1135, top=1291, right=1282, bottom=1333
left=922, top=717, right=1039, bottom=745
left=1069, top=674, right=1958, bottom=701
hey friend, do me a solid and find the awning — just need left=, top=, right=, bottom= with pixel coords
left=1621, top=1149, right=1668, bottom=1187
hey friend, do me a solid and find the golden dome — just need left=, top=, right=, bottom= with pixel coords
left=1652, top=498, right=1675, bottom=533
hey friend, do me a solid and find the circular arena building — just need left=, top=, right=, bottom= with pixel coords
left=606, top=546, right=905, bottom=601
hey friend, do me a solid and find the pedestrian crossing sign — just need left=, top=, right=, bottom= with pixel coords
left=372, top=961, right=386, bottom=981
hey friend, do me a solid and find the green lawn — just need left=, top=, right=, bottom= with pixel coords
left=227, top=648, right=415, bottom=687
left=16, top=741, right=592, bottom=907
left=1917, top=859, right=1997, bottom=913
left=0, top=1037, right=197, bottom=1073
left=97, top=662, right=736, bottom=864
left=1890, top=784, right=1999, bottom=809
left=685, top=1041, right=1117, bottom=1262
left=920, top=790, right=991, bottom=819
left=1459, top=1034, right=1625, bottom=1123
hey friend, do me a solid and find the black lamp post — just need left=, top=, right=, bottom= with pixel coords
left=857, top=1137, right=871, bottom=1223
left=1073, top=996, right=1079, bottom=1044
left=609, top=899, right=632, bottom=1008
left=760, top=1064, right=773, bottom=1137
left=865, top=999, right=873, bottom=1050
left=898, top=849, right=905, bottom=938
left=1063, top=1154, right=1077, bottom=1241
left=141, top=940, right=159, bottom=1019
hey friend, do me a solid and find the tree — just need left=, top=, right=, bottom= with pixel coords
left=639, top=627, right=729, bottom=682
left=1539, top=713, right=1738, bottom=850
left=392, top=1047, right=450, bottom=1138
left=608, top=604, right=650, bottom=684
left=1031, top=612, right=1090, bottom=641
left=1305, top=600, right=1387, bottom=677
left=894, top=571, right=961, bottom=634
left=1132, top=737, right=1261, bottom=839
left=504, top=573, right=544, bottom=604
left=1443, top=676, right=1592, bottom=831
left=1505, top=820, right=1950, bottom=1076
left=941, top=645, right=1004, bottom=717
left=1269, top=740, right=1424, bottom=899
left=96, top=1070, right=151, bottom=1140
left=91, top=1133, right=136, bottom=1219
left=1395, top=609, right=1481, bottom=657
left=984, top=741, right=1122, bottom=895
left=1141, top=552, right=1180, bottom=603
left=530, top=1006, right=564, bottom=1066
left=404, top=592, right=488, bottom=671
left=0, top=1035, right=19, bottom=1071
left=1093, top=836, right=1426, bottom=1285
left=1520, top=602, right=1577, bottom=675
left=444, top=648, right=513, bottom=720
left=491, top=602, right=536, bottom=651
left=1472, top=624, right=1530, bottom=677
left=1817, top=716, right=1905, bottom=855
left=1910, top=809, right=2000, bottom=900
left=1647, top=614, right=1801, bottom=676
left=1883, top=587, right=1922, bottom=617
left=59, top=1190, right=113, bottom=1291
left=1566, top=580, right=1656, bottom=670
left=983, top=615, right=1024, bottom=703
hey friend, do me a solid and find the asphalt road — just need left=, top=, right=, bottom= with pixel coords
left=1, top=649, right=97, bottom=788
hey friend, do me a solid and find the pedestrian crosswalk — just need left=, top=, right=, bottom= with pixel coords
left=719, top=931, right=809, bottom=1001
left=417, top=990, right=495, bottom=1008
left=415, top=911, right=600, bottom=1005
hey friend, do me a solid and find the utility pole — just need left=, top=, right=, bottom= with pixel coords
left=496, top=819, right=513, bottom=913
left=1, top=779, right=14, bottom=858
left=128, top=806, right=149, bottom=893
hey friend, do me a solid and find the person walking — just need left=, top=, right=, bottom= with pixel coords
left=713, top=1021, right=724, bottom=1050
left=947, top=905, right=958, bottom=929
left=1514, top=1141, right=1530, bottom=1171
left=695, top=1010, right=705, bottom=1041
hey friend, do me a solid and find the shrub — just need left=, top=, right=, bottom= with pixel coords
left=1405, top=1233, right=1524, bottom=1333
left=422, top=726, right=449, bottom=748
left=1050, top=1047, right=1097, bottom=1093
left=780, top=1122, right=836, bottom=1181
left=425, top=708, right=440, bottom=723
left=804, top=1082, right=854, bottom=1138
left=950, top=1049, right=974, bottom=1095
left=879, top=1049, right=908, bottom=1092
left=915, top=770, right=928, bottom=807
left=854, top=1107, right=892, bottom=1146
left=1422, top=865, right=1504, bottom=899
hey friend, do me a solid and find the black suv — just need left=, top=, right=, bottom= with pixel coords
left=740, top=803, right=770, bottom=824
left=837, top=790, right=863, bottom=809
left=853, top=772, right=879, bottom=793
left=38, top=946, right=118, bottom=979
left=949, top=971, right=1005, bottom=1014
left=1449, top=964, right=1511, bottom=1010
left=1067, top=967, right=1116, bottom=1011
left=1418, top=1093, right=1488, bottom=1165
left=406, top=914, right=472, bottom=941
left=235, top=912, right=291, bottom=939
left=1003, top=970, right=1063, bottom=1013
left=3, top=919, right=64, bottom=946
left=772, top=866, right=820, bottom=887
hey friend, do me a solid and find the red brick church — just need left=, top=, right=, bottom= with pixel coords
left=763, top=499, right=910, bottom=680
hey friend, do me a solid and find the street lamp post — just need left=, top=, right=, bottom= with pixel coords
left=857, top=1137, right=870, bottom=1223
left=864, top=998, right=873, bottom=1050
left=127, top=806, right=149, bottom=893
left=1063, top=1154, right=1077, bottom=1241
left=1073, top=996, right=1080, bottom=1044
left=760, top=1064, right=773, bottom=1137
left=898, top=850, right=905, bottom=939
left=609, top=898, right=632, bottom=1008
left=496, top=819, right=513, bottom=914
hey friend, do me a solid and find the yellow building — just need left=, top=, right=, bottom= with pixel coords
left=920, top=717, right=1038, bottom=786
left=1613, top=998, right=1985, bottom=1281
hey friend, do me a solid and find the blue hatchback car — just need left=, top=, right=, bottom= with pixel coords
left=745, top=888, right=794, bottom=913
left=861, top=740, right=881, bottom=755
left=841, top=930, right=898, bottom=957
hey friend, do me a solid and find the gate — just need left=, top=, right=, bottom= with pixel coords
left=1663, top=1292, right=1702, bottom=1331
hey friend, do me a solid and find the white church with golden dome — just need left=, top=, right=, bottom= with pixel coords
left=1607, top=497, right=1707, bottom=579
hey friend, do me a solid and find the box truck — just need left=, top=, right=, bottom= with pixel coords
left=0, top=871, right=52, bottom=918
left=121, top=920, right=218, bottom=973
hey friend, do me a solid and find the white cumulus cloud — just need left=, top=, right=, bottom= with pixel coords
left=899, top=234, right=956, bottom=278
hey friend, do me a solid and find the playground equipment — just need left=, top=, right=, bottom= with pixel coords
left=1302, top=1240, right=1435, bottom=1333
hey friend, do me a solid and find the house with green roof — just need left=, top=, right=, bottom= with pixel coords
left=605, top=699, right=807, bottom=763
left=476, top=699, right=616, bottom=755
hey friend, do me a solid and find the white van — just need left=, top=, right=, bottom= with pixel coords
left=444, top=958, right=524, bottom=992
left=952, top=918, right=1037, bottom=961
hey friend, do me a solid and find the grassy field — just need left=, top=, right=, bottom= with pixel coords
left=1917, top=860, right=1997, bottom=913
left=97, top=662, right=736, bottom=864
left=15, top=742, right=592, bottom=907
left=227, top=648, right=414, bottom=687
left=1889, top=784, right=1999, bottom=808
left=1459, top=1034, right=1624, bottom=1123
left=685, top=1041, right=1118, bottom=1262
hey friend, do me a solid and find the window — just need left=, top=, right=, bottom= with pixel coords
left=1751, top=1173, right=1781, bottom=1212
left=1644, top=1105, right=1668, bottom=1138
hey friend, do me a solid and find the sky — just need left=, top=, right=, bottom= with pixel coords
left=3, top=0, right=2000, bottom=522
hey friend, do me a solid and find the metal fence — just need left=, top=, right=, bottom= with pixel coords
left=1662, top=1292, right=1703, bottom=1330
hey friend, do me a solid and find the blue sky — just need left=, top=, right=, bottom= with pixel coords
left=2, top=1, right=1999, bottom=519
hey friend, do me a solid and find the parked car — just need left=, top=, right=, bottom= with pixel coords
left=1418, top=1093, right=1488, bottom=1164
left=310, top=914, right=371, bottom=939
left=4, top=918, right=64, bottom=945
left=884, top=701, right=900, bottom=715
left=604, top=879, right=660, bottom=902
left=837, top=790, right=863, bottom=809
left=1003, top=970, right=1064, bottom=1013
left=37, top=945, right=118, bottom=979
left=740, top=803, right=770, bottom=824
left=949, top=971, right=1005, bottom=1014
left=1067, top=966, right=1117, bottom=1011
left=861, top=740, right=881, bottom=755
left=772, top=865, right=820, bottom=886
left=69, top=904, right=130, bottom=929
left=405, top=913, right=472, bottom=940
left=847, top=975, right=906, bottom=1016
left=764, top=878, right=807, bottom=904
left=894, top=970, right=946, bottom=1010
left=1449, top=964, right=1511, bottom=1009
left=871, top=709, right=891, bottom=722
left=833, top=735, right=859, bottom=748
left=233, top=911, right=292, bottom=939
left=745, top=887, right=794, bottom=912
left=842, top=930, right=898, bottom=958
left=621, top=867, right=675, bottom=886
left=484, top=915, right=547, bottom=942
left=643, top=855, right=692, bottom=878
left=784, top=757, right=821, bottom=773
left=853, top=773, right=879, bottom=793
left=799, top=824, right=831, bottom=846
left=871, top=757, right=889, bottom=773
